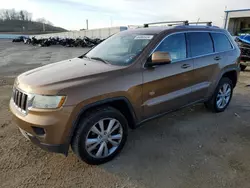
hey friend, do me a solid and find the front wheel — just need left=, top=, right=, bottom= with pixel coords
left=71, top=106, right=128, bottom=165
left=204, top=77, right=233, bottom=113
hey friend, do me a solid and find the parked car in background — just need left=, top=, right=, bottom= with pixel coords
left=235, top=35, right=250, bottom=71
left=12, top=36, right=28, bottom=42
left=10, top=22, right=240, bottom=165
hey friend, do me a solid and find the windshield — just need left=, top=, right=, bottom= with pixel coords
left=85, top=32, right=154, bottom=66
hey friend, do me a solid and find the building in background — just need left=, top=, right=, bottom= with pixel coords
left=224, top=9, right=250, bottom=36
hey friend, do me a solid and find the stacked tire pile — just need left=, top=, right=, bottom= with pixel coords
left=12, top=36, right=105, bottom=47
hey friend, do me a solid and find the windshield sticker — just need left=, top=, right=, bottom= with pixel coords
left=134, top=35, right=153, bottom=40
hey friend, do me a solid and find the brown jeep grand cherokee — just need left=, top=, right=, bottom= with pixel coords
left=10, top=23, right=240, bottom=164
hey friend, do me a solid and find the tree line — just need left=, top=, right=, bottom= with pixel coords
left=0, top=9, right=53, bottom=25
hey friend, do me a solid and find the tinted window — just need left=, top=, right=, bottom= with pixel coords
left=211, top=33, right=232, bottom=52
left=188, top=32, right=213, bottom=57
left=155, top=33, right=186, bottom=61
left=86, top=33, right=153, bottom=66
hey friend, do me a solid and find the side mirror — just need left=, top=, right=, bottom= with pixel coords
left=147, top=51, right=171, bottom=67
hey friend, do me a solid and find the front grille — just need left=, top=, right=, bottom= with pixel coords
left=13, top=88, right=28, bottom=113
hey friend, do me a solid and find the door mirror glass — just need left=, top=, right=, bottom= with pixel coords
left=148, top=51, right=171, bottom=66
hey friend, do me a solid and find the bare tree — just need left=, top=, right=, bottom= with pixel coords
left=26, top=12, right=32, bottom=21
left=0, top=9, right=32, bottom=21
left=9, top=9, right=19, bottom=20
left=36, top=17, right=54, bottom=25
left=36, top=17, right=46, bottom=23
left=0, top=9, right=4, bottom=20
left=19, top=10, right=25, bottom=20
left=22, top=10, right=32, bottom=21
left=3, top=9, right=11, bottom=20
left=46, top=20, right=53, bottom=26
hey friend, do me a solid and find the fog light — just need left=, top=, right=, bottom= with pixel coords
left=32, top=126, right=45, bottom=136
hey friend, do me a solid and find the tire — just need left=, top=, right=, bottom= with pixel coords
left=71, top=106, right=128, bottom=165
left=204, top=77, right=233, bottom=113
left=240, top=64, right=247, bottom=71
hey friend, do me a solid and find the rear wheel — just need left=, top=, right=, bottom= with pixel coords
left=240, top=64, right=247, bottom=71
left=71, top=106, right=128, bottom=165
left=204, top=77, right=233, bottom=113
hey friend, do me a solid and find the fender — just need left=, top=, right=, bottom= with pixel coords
left=207, top=66, right=240, bottom=100
left=217, top=66, right=240, bottom=87
left=64, top=96, right=137, bottom=155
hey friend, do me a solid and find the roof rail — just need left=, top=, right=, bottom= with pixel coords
left=144, top=20, right=188, bottom=28
left=187, top=21, right=212, bottom=26
left=143, top=21, right=214, bottom=28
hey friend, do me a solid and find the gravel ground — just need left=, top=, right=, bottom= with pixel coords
left=1, top=40, right=250, bottom=188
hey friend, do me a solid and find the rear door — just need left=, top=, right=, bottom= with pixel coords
left=210, top=32, right=234, bottom=67
left=186, top=32, right=220, bottom=102
left=142, top=33, right=195, bottom=119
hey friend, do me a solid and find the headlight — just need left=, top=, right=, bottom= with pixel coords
left=31, top=95, right=66, bottom=109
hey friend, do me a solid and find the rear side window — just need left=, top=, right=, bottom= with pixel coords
left=211, top=33, right=233, bottom=52
left=155, top=33, right=186, bottom=61
left=187, top=32, right=213, bottom=57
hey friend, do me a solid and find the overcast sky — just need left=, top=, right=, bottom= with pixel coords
left=2, top=0, right=250, bottom=30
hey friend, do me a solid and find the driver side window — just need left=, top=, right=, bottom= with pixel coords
left=155, top=33, right=187, bottom=62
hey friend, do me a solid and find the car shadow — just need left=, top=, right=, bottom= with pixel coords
left=98, top=93, right=250, bottom=187
left=99, top=104, right=217, bottom=186
left=242, top=69, right=250, bottom=73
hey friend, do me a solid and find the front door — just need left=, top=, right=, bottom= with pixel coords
left=142, top=33, right=195, bottom=119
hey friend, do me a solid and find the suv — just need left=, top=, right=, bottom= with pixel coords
left=10, top=22, right=240, bottom=165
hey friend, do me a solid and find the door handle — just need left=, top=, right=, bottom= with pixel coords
left=181, top=64, right=191, bottom=69
left=214, top=56, right=221, bottom=61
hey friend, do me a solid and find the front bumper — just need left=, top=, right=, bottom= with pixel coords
left=29, top=134, right=68, bottom=155
left=10, top=98, right=76, bottom=155
left=19, top=127, right=68, bottom=155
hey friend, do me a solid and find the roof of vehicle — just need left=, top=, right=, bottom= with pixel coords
left=124, top=25, right=222, bottom=35
left=125, top=27, right=170, bottom=35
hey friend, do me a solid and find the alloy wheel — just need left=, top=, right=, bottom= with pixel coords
left=85, top=118, right=123, bottom=158
left=216, top=83, right=231, bottom=109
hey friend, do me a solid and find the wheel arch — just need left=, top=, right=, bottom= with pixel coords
left=207, top=67, right=239, bottom=101
left=67, top=97, right=137, bottom=149
left=221, top=69, right=238, bottom=88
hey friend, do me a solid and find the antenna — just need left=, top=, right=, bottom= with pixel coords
left=196, top=18, right=200, bottom=25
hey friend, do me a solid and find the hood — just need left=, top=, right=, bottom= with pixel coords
left=238, top=35, right=250, bottom=46
left=17, top=58, right=124, bottom=94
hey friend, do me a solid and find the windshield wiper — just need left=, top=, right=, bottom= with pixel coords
left=78, top=54, right=88, bottom=59
left=89, top=57, right=110, bottom=64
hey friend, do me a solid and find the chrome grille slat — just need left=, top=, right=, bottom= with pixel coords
left=18, top=92, right=22, bottom=107
left=13, top=90, right=15, bottom=102
left=14, top=89, right=18, bottom=104
left=12, top=88, right=28, bottom=114
left=21, top=93, right=26, bottom=109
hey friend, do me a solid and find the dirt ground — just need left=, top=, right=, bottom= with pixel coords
left=1, top=40, right=250, bottom=188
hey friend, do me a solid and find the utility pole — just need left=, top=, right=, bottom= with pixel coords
left=86, top=19, right=88, bottom=30
left=43, top=22, right=45, bottom=32
left=223, top=6, right=228, bottom=28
